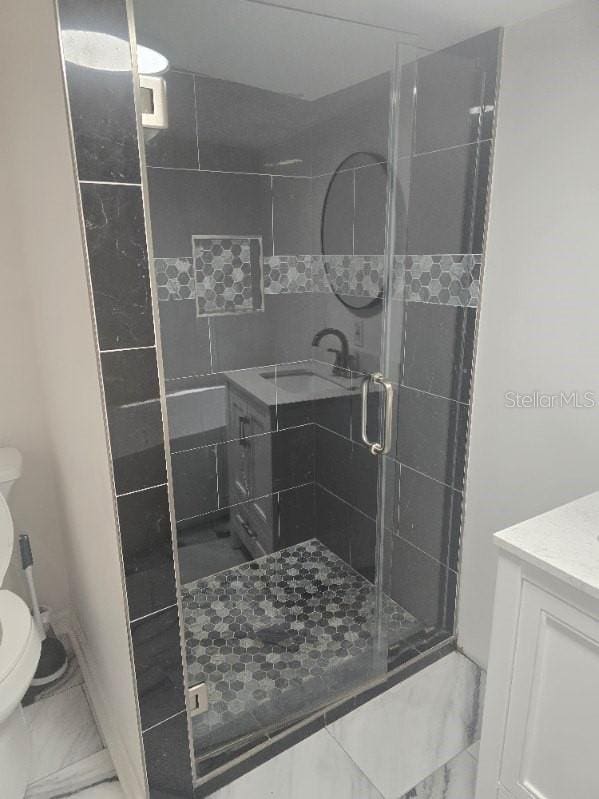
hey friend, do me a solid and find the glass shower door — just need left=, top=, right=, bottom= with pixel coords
left=132, top=0, right=492, bottom=783
left=377, top=31, right=499, bottom=663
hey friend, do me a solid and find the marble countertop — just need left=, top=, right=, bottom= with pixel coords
left=495, top=491, right=599, bottom=600
left=225, top=361, right=359, bottom=407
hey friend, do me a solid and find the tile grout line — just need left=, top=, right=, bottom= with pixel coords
left=145, top=135, right=492, bottom=179
left=322, top=727, right=387, bottom=799
left=79, top=179, right=142, bottom=187
left=400, top=382, right=471, bottom=407
left=315, top=480, right=458, bottom=574
left=116, top=482, right=168, bottom=498
left=141, top=708, right=187, bottom=735
left=171, top=422, right=314, bottom=455
left=100, top=344, right=156, bottom=354
left=174, top=480, right=314, bottom=525
left=130, top=602, right=178, bottom=625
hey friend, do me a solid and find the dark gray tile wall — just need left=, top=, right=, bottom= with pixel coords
left=315, top=486, right=377, bottom=581
left=58, top=0, right=140, bottom=183
left=412, top=48, right=484, bottom=155
left=158, top=301, right=211, bottom=381
left=80, top=184, right=154, bottom=350
left=56, top=0, right=193, bottom=794
left=401, top=303, right=476, bottom=404
left=172, top=447, right=218, bottom=521
left=144, top=712, right=194, bottom=798
left=131, top=605, right=186, bottom=731
left=194, top=74, right=305, bottom=174
left=309, top=73, right=391, bottom=177
left=387, top=28, right=501, bottom=630
left=147, top=168, right=272, bottom=258
left=315, top=426, right=378, bottom=520
left=398, top=29, right=500, bottom=257
left=118, top=485, right=177, bottom=621
left=398, top=466, right=463, bottom=572
left=382, top=379, right=470, bottom=631
left=209, top=304, right=275, bottom=372
left=406, top=142, right=479, bottom=254
left=390, top=536, right=456, bottom=630
left=144, top=70, right=198, bottom=170
left=272, top=177, right=312, bottom=254
left=101, top=349, right=167, bottom=494
left=312, top=170, right=354, bottom=254
left=271, top=425, right=316, bottom=492
left=258, top=128, right=313, bottom=177
left=277, top=484, right=316, bottom=548
left=354, top=163, right=388, bottom=255
left=472, top=140, right=492, bottom=252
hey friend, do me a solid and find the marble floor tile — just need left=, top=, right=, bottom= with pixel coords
left=23, top=633, right=84, bottom=706
left=208, top=728, right=385, bottom=799
left=396, top=746, right=478, bottom=799
left=327, top=652, right=483, bottom=799
left=26, top=749, right=116, bottom=798
left=467, top=741, right=480, bottom=760
left=23, top=685, right=104, bottom=784
left=66, top=782, right=125, bottom=798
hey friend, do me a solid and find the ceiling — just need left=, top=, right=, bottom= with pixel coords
left=243, top=0, right=573, bottom=48
left=134, top=0, right=570, bottom=99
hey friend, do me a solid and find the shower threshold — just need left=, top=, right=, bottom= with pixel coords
left=181, top=539, right=431, bottom=777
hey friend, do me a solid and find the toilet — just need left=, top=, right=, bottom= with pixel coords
left=0, top=448, right=42, bottom=798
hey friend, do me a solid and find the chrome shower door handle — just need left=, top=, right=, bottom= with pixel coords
left=361, top=372, right=395, bottom=456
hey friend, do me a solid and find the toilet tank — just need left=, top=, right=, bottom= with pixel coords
left=0, top=448, right=22, bottom=499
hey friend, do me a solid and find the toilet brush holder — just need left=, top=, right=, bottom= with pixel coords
left=19, top=534, right=68, bottom=686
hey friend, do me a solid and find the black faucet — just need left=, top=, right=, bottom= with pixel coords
left=311, top=328, right=350, bottom=376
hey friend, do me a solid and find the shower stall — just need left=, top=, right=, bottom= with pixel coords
left=135, top=0, right=497, bottom=781
left=56, top=0, right=499, bottom=791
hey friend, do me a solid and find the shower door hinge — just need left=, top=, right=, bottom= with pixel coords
left=188, top=683, right=209, bottom=716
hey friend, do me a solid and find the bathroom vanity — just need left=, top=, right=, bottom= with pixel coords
left=476, top=491, right=599, bottom=799
left=225, top=363, right=358, bottom=557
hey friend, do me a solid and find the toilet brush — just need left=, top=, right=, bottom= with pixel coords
left=19, top=534, right=68, bottom=686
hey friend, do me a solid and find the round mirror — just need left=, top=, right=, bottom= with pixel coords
left=320, top=152, right=387, bottom=312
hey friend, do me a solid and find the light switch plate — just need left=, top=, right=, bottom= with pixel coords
left=139, top=75, right=168, bottom=129
left=353, top=319, right=364, bottom=348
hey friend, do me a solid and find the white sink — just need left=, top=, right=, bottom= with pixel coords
left=261, top=369, right=348, bottom=395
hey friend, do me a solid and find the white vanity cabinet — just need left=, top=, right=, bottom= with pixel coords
left=476, top=492, right=599, bottom=799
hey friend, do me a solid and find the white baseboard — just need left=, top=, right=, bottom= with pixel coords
left=52, top=608, right=147, bottom=799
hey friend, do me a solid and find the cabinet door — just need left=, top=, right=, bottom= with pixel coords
left=247, top=400, right=272, bottom=502
left=227, top=390, right=251, bottom=503
left=500, top=581, right=599, bottom=799
left=231, top=506, right=266, bottom=560
left=246, top=400, right=274, bottom=552
left=247, top=495, right=276, bottom=554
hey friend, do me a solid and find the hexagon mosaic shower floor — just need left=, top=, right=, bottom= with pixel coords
left=181, top=539, right=423, bottom=764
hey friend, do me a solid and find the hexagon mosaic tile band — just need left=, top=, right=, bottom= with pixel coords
left=155, top=257, right=195, bottom=301
left=394, top=254, right=482, bottom=307
left=153, top=254, right=482, bottom=309
left=182, top=539, right=423, bottom=766
left=193, top=235, right=264, bottom=316
left=263, top=255, right=384, bottom=298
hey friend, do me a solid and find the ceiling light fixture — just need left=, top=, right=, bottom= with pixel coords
left=62, top=30, right=169, bottom=75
